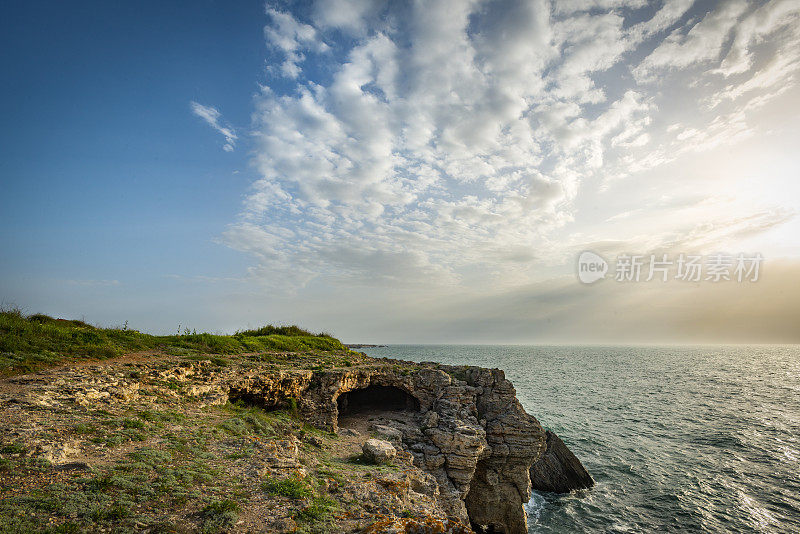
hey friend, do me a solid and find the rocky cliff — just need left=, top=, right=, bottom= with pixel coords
left=203, top=357, right=593, bottom=532
left=0, top=350, right=592, bottom=533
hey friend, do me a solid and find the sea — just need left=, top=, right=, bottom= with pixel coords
left=359, top=345, right=800, bottom=533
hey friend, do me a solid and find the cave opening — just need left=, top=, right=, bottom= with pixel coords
left=227, top=388, right=286, bottom=412
left=336, top=385, right=420, bottom=416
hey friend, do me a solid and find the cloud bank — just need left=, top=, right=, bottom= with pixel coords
left=211, top=0, right=800, bottom=341
left=222, top=1, right=798, bottom=289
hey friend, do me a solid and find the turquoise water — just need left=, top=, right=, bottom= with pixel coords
left=359, top=345, right=800, bottom=533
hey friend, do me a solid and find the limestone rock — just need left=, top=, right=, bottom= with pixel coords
left=363, top=439, right=397, bottom=464
left=38, top=440, right=81, bottom=465
left=363, top=515, right=473, bottom=534
left=370, top=423, right=403, bottom=442
left=258, top=438, right=305, bottom=474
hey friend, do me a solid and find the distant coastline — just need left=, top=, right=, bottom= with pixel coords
left=345, top=343, right=387, bottom=349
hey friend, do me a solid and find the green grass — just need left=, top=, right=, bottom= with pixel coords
left=199, top=499, right=239, bottom=533
left=0, top=307, right=347, bottom=375
left=216, top=400, right=293, bottom=437
left=295, top=496, right=335, bottom=520
left=236, top=324, right=329, bottom=337
left=0, top=426, right=232, bottom=534
left=0, top=443, right=27, bottom=455
left=261, top=476, right=313, bottom=499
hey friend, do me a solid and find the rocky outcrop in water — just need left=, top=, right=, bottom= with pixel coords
left=529, top=430, right=594, bottom=493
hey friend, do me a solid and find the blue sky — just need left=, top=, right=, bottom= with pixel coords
left=2, top=1, right=800, bottom=342
left=1, top=1, right=262, bottom=325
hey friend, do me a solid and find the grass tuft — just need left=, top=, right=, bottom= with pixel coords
left=261, top=476, right=312, bottom=499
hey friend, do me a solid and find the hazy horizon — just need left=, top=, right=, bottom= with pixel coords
left=2, top=1, right=799, bottom=344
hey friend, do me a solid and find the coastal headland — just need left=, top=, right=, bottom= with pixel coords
left=0, top=310, right=591, bottom=533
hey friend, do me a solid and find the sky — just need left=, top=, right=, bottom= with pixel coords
left=1, top=0, right=799, bottom=343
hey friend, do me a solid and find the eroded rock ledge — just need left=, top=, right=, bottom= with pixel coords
left=227, top=359, right=591, bottom=533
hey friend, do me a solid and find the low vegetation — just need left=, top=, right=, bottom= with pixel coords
left=0, top=307, right=416, bottom=532
left=261, top=475, right=313, bottom=499
left=0, top=397, right=348, bottom=533
left=0, top=307, right=346, bottom=375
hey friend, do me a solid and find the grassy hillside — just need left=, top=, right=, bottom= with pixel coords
left=0, top=309, right=346, bottom=375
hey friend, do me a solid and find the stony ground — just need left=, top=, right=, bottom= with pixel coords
left=0, top=350, right=465, bottom=533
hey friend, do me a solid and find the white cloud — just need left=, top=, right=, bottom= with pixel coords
left=705, top=4, right=800, bottom=109
left=190, top=101, right=237, bottom=151
left=265, top=8, right=329, bottom=78
left=626, top=0, right=694, bottom=42
left=164, top=274, right=246, bottom=284
left=634, top=0, right=749, bottom=81
left=311, top=0, right=385, bottom=34
left=222, top=0, right=799, bottom=297
left=553, top=0, right=647, bottom=16
left=716, top=0, right=800, bottom=77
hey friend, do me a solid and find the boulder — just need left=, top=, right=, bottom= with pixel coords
left=258, top=438, right=305, bottom=474
left=362, top=438, right=396, bottom=464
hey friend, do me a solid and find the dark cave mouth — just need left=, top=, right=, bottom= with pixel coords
left=227, top=388, right=286, bottom=412
left=336, top=385, right=420, bottom=417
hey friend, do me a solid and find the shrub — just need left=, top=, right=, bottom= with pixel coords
left=127, top=448, right=172, bottom=469
left=0, top=443, right=26, bottom=454
left=237, top=325, right=316, bottom=337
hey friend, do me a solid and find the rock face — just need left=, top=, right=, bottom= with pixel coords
left=226, top=362, right=564, bottom=533
left=529, top=430, right=594, bottom=493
